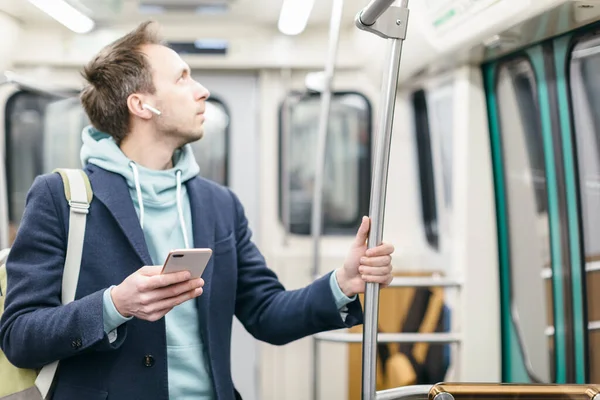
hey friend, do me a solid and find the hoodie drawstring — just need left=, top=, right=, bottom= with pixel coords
left=130, top=162, right=145, bottom=230
left=176, top=170, right=191, bottom=249
left=129, top=162, right=190, bottom=250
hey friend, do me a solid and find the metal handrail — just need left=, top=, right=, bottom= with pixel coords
left=374, top=383, right=600, bottom=400
left=388, top=276, right=461, bottom=287
left=315, top=331, right=461, bottom=343
left=542, top=262, right=600, bottom=278
left=430, top=383, right=600, bottom=400
left=376, top=385, right=430, bottom=400
left=546, top=320, right=600, bottom=335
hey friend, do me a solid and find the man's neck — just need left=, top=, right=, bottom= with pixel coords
left=120, top=136, right=176, bottom=170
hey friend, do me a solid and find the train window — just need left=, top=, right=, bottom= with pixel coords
left=428, top=83, right=454, bottom=211
left=570, top=35, right=600, bottom=383
left=411, top=90, right=439, bottom=250
left=4, top=91, right=71, bottom=242
left=496, top=58, right=554, bottom=382
left=278, top=92, right=372, bottom=235
left=4, top=91, right=229, bottom=243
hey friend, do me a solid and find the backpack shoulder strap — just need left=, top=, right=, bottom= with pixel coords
left=53, top=168, right=92, bottom=304
left=36, top=168, right=92, bottom=399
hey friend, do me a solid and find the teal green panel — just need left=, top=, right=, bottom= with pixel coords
left=483, top=63, right=514, bottom=382
left=526, top=45, right=567, bottom=384
left=553, top=33, right=587, bottom=383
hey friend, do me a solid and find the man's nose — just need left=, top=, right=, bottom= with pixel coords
left=193, top=80, right=210, bottom=101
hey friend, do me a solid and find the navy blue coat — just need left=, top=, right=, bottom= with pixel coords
left=0, top=164, right=364, bottom=399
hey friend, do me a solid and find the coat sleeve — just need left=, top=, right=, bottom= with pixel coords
left=230, top=190, right=363, bottom=345
left=0, top=175, right=125, bottom=369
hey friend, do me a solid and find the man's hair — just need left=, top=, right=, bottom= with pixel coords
left=80, top=20, right=163, bottom=143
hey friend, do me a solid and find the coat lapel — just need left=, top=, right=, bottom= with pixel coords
left=187, top=176, right=222, bottom=397
left=87, top=166, right=153, bottom=266
left=186, top=177, right=216, bottom=331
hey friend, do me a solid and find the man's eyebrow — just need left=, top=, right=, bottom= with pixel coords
left=179, top=66, right=191, bottom=76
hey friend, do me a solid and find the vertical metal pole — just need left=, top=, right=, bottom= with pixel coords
left=361, top=1, right=408, bottom=399
left=0, top=85, right=7, bottom=250
left=0, top=77, right=11, bottom=249
left=281, top=88, right=292, bottom=246
left=311, top=0, right=344, bottom=398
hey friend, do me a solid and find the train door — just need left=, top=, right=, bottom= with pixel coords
left=484, top=22, right=600, bottom=384
left=560, top=26, right=600, bottom=385
left=483, top=42, right=582, bottom=384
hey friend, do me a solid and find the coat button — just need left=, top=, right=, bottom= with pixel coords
left=144, top=355, right=155, bottom=367
left=71, top=339, right=82, bottom=349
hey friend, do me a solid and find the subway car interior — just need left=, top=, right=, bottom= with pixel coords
left=2, top=0, right=600, bottom=399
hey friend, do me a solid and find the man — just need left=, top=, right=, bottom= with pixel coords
left=0, top=21, right=394, bottom=399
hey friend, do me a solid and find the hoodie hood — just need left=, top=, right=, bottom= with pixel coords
left=80, top=125, right=200, bottom=249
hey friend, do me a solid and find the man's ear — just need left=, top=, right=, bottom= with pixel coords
left=127, top=94, right=152, bottom=119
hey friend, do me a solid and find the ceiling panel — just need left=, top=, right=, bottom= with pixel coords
left=0, top=0, right=369, bottom=29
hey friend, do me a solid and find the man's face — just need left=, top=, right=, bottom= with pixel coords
left=142, top=44, right=210, bottom=146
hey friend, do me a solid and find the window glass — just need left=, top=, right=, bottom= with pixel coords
left=5, top=92, right=68, bottom=231
left=496, top=58, right=554, bottom=382
left=278, top=92, right=371, bottom=235
left=570, top=34, right=600, bottom=383
left=428, top=84, right=454, bottom=210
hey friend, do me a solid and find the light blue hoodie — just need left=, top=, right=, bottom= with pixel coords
left=80, top=126, right=355, bottom=399
left=81, top=126, right=214, bottom=399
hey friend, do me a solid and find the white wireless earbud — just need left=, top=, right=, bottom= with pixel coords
left=142, top=103, right=162, bottom=116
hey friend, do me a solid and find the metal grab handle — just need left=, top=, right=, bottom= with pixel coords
left=357, top=1, right=410, bottom=399
left=358, top=0, right=397, bottom=26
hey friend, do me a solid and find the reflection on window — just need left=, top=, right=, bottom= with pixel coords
left=4, top=92, right=83, bottom=232
left=5, top=91, right=229, bottom=244
left=412, top=90, right=439, bottom=249
left=428, top=84, right=454, bottom=210
left=496, top=58, right=554, bottom=382
left=189, top=98, right=229, bottom=186
left=570, top=34, right=600, bottom=383
left=278, top=92, right=371, bottom=235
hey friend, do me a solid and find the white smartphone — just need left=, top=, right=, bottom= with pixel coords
left=161, top=248, right=212, bottom=278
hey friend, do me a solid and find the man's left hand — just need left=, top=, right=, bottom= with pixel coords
left=335, top=216, right=394, bottom=298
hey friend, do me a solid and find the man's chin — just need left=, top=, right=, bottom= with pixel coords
left=184, top=130, right=204, bottom=144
